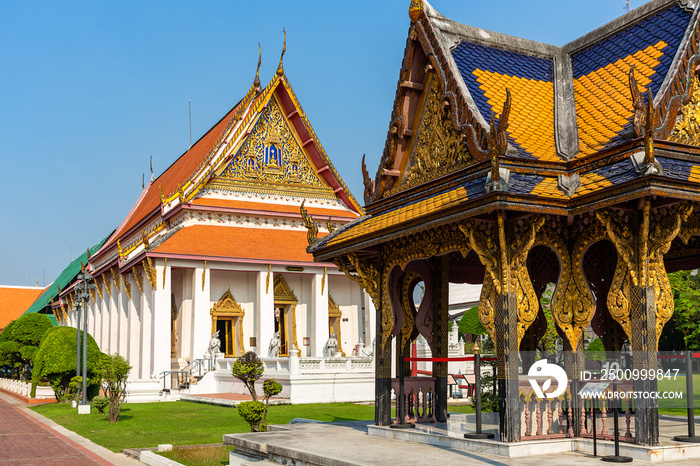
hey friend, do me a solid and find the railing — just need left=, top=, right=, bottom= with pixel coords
left=518, top=379, right=636, bottom=442
left=182, top=358, right=212, bottom=378
left=391, top=377, right=436, bottom=424
left=160, top=358, right=214, bottom=392
left=519, top=381, right=573, bottom=439
left=298, top=357, right=373, bottom=374
left=579, top=381, right=635, bottom=443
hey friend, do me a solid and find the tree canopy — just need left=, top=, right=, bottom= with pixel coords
left=31, top=326, right=102, bottom=400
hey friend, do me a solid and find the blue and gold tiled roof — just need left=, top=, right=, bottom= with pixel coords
left=449, top=2, right=693, bottom=162
left=452, top=43, right=556, bottom=161
left=571, top=4, right=692, bottom=157
left=309, top=1, right=700, bottom=257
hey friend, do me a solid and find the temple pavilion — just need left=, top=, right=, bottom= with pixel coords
left=309, top=0, right=700, bottom=445
left=56, top=45, right=375, bottom=403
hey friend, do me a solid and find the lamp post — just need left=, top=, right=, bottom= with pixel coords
left=75, top=269, right=96, bottom=411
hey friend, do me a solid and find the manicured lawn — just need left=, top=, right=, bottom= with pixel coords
left=157, top=445, right=235, bottom=466
left=31, top=401, right=375, bottom=452
left=657, top=373, right=700, bottom=414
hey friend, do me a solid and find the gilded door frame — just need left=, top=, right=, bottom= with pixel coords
left=273, top=275, right=300, bottom=353
left=210, top=289, right=245, bottom=357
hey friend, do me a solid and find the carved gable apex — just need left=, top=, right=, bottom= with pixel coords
left=209, top=94, right=332, bottom=196
left=211, top=288, right=244, bottom=317
left=273, top=275, right=297, bottom=303
left=386, top=77, right=473, bottom=197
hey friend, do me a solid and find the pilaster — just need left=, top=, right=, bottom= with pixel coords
left=152, top=259, right=171, bottom=378
left=127, top=274, right=141, bottom=379
left=257, top=268, right=274, bottom=356
left=191, top=265, right=210, bottom=361
left=311, top=271, right=329, bottom=357
left=140, top=273, right=154, bottom=379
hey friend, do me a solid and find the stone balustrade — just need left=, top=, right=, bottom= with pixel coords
left=215, top=354, right=374, bottom=376
left=0, top=378, right=55, bottom=399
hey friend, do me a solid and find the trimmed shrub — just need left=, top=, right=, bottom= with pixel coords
left=91, top=395, right=109, bottom=414
left=4, top=314, right=53, bottom=347
left=30, top=327, right=102, bottom=400
left=585, top=337, right=606, bottom=363
left=231, top=351, right=264, bottom=401
left=261, top=379, right=282, bottom=430
left=236, top=400, right=266, bottom=432
left=0, top=314, right=53, bottom=379
left=459, top=306, right=487, bottom=337
left=95, top=353, right=131, bottom=422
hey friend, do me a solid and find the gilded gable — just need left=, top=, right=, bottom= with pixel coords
left=211, top=96, right=330, bottom=194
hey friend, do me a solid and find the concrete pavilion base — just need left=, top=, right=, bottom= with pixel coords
left=224, top=419, right=700, bottom=465
left=368, top=413, right=700, bottom=462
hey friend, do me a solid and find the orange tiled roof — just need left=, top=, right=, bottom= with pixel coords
left=573, top=42, right=665, bottom=156
left=103, top=99, right=253, bottom=250
left=152, top=225, right=326, bottom=263
left=0, top=286, right=45, bottom=330
left=325, top=186, right=468, bottom=248
left=189, top=197, right=358, bottom=219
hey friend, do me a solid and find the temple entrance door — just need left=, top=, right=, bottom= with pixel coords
left=216, top=318, right=235, bottom=356
left=272, top=275, right=300, bottom=356
left=274, top=306, right=288, bottom=356
left=328, top=295, right=345, bottom=356
left=210, top=290, right=246, bottom=357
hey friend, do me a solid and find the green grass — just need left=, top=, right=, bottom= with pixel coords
left=657, top=373, right=700, bottom=414
left=157, top=445, right=235, bottom=466
left=447, top=405, right=476, bottom=414
left=31, top=401, right=375, bottom=452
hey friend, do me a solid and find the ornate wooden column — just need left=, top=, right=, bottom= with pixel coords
left=334, top=253, right=390, bottom=425
left=461, top=212, right=544, bottom=442
left=432, top=255, right=449, bottom=423
left=597, top=200, right=692, bottom=445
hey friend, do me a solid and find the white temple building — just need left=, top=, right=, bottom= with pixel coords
left=55, top=56, right=376, bottom=403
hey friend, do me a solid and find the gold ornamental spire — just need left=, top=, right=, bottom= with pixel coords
left=254, top=43, right=262, bottom=88
left=277, top=28, right=286, bottom=76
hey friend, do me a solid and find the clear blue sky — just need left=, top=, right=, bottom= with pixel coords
left=1, top=0, right=644, bottom=286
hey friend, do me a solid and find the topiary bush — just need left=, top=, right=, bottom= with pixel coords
left=30, top=326, right=103, bottom=400
left=585, top=337, right=606, bottom=363
left=91, top=395, right=109, bottom=414
left=231, top=351, right=264, bottom=401
left=236, top=400, right=266, bottom=432
left=261, top=379, right=282, bottom=430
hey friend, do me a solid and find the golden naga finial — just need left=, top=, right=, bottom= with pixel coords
left=300, top=200, right=318, bottom=245
left=254, top=43, right=262, bottom=88
left=409, top=0, right=424, bottom=23
left=489, top=89, right=511, bottom=182
left=86, top=247, right=91, bottom=260
left=117, top=239, right=124, bottom=259
left=644, top=88, right=656, bottom=165
left=277, top=28, right=286, bottom=76
left=361, top=154, right=373, bottom=201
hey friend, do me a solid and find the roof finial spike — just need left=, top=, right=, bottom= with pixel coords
left=277, top=28, right=286, bottom=76
left=142, top=173, right=145, bottom=190
left=150, top=155, right=155, bottom=182
left=409, top=0, right=424, bottom=23
left=254, top=43, right=262, bottom=88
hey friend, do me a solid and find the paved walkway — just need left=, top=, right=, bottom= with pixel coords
left=0, top=392, right=139, bottom=465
